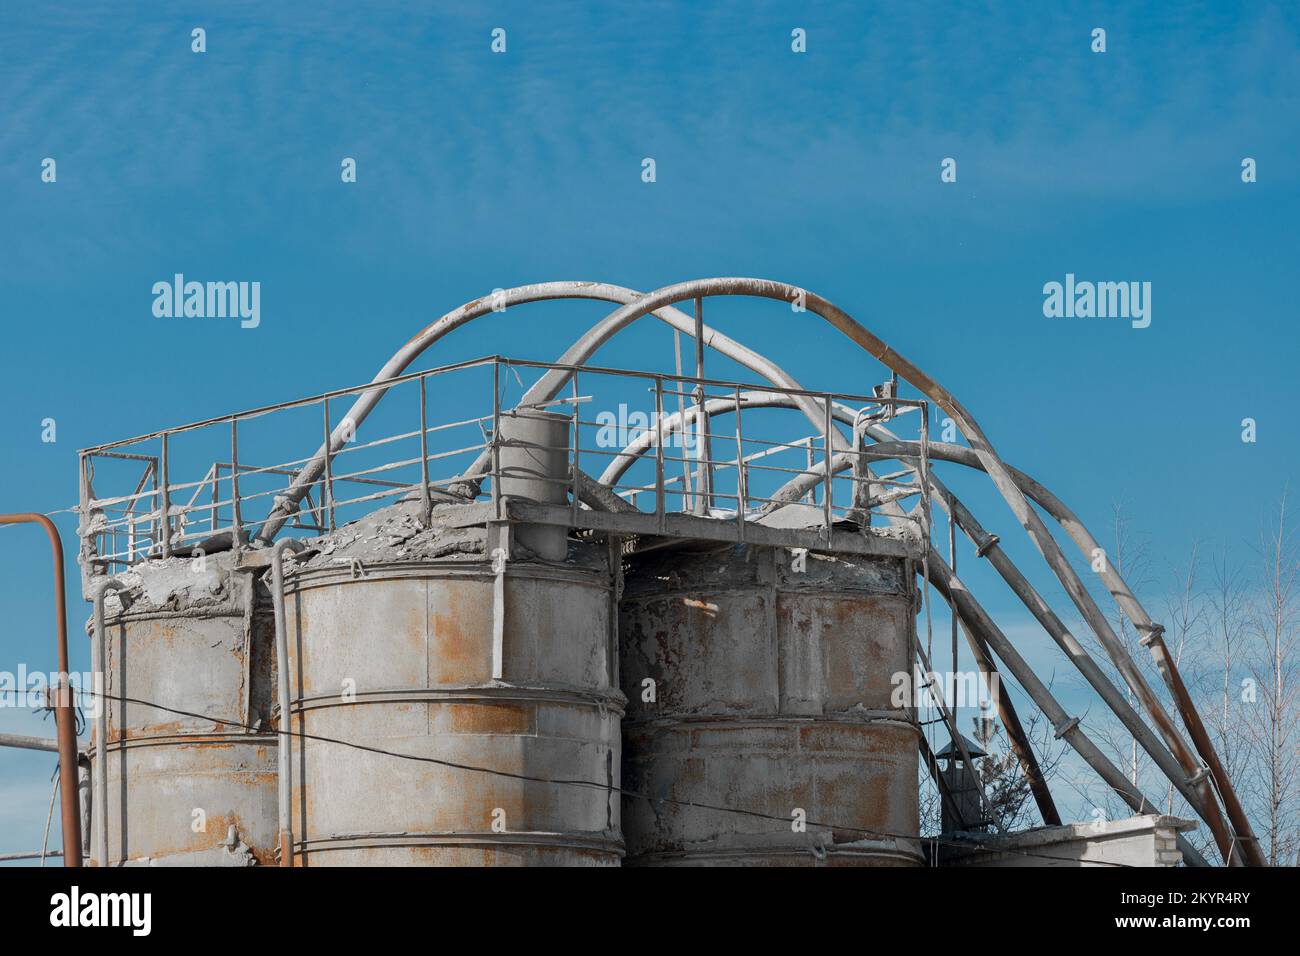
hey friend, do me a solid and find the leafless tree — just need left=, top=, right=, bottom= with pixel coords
left=1245, top=491, right=1300, bottom=866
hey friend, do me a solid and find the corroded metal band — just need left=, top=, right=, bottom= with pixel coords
left=287, top=684, right=626, bottom=716
left=296, top=831, right=624, bottom=856
left=286, top=560, right=611, bottom=593
left=622, top=713, right=918, bottom=733
left=628, top=840, right=926, bottom=867
left=100, top=732, right=274, bottom=754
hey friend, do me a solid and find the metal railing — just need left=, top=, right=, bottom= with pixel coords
left=78, top=356, right=930, bottom=580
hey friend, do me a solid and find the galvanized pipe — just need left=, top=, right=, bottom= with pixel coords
left=256, top=282, right=847, bottom=543
left=0, top=733, right=59, bottom=752
left=270, top=537, right=307, bottom=866
left=0, top=513, right=82, bottom=867
left=250, top=274, right=1240, bottom=861
left=756, top=435, right=1236, bottom=860
left=921, top=551, right=1209, bottom=867
left=500, top=278, right=1220, bottom=842
left=602, top=396, right=1061, bottom=826
left=850, top=438, right=1261, bottom=864
left=90, top=577, right=129, bottom=867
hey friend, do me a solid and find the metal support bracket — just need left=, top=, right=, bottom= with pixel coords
left=1137, top=622, right=1166, bottom=647
left=1053, top=716, right=1081, bottom=740
left=975, top=533, right=1000, bottom=558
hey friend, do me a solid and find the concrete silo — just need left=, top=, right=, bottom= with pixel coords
left=89, top=551, right=279, bottom=865
left=618, top=540, right=922, bottom=866
left=281, top=411, right=624, bottom=865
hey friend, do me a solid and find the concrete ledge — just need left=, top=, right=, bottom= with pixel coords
left=941, top=814, right=1198, bottom=867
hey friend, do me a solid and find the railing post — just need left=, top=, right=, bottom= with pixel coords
left=693, top=296, right=711, bottom=516
left=230, top=419, right=243, bottom=549
left=734, top=387, right=746, bottom=542
left=491, top=361, right=502, bottom=520
left=211, top=464, right=220, bottom=534
left=418, top=375, right=432, bottom=526
left=570, top=369, right=581, bottom=526
left=322, top=400, right=336, bottom=533
left=159, top=433, right=172, bottom=557
left=822, top=396, right=833, bottom=537
left=805, top=438, right=816, bottom=505
left=654, top=378, right=665, bottom=533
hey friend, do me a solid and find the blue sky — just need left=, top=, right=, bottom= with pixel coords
left=1, top=1, right=1297, bottom=858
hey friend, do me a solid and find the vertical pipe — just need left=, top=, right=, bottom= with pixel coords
left=733, top=387, right=746, bottom=541
left=570, top=370, right=581, bottom=526
left=653, top=377, right=665, bottom=533
left=270, top=538, right=305, bottom=867
left=672, top=331, right=693, bottom=512
left=91, top=577, right=127, bottom=866
left=418, top=375, right=431, bottom=526
left=321, top=401, right=335, bottom=533
left=491, top=362, right=502, bottom=520
left=693, top=296, right=710, bottom=514
left=0, top=514, right=82, bottom=867
left=159, top=434, right=171, bottom=557
left=822, top=397, right=833, bottom=534
left=230, top=419, right=243, bottom=547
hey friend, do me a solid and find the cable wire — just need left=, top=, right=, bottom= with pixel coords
left=80, top=686, right=1131, bottom=867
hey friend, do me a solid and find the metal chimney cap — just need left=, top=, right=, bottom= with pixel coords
left=936, top=733, right=988, bottom=761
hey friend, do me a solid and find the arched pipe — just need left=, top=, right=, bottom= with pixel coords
left=594, top=396, right=1061, bottom=826
left=848, top=438, right=1262, bottom=865
left=0, top=513, right=82, bottom=868
left=255, top=282, right=847, bottom=543
left=605, top=395, right=1238, bottom=860
left=257, top=275, right=1238, bottom=861
left=501, top=276, right=1228, bottom=867
left=920, top=549, right=1210, bottom=867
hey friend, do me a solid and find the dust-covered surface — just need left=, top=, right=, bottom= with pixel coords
left=91, top=548, right=249, bottom=621
left=293, top=499, right=610, bottom=573
left=621, top=541, right=909, bottom=600
left=86, top=499, right=616, bottom=628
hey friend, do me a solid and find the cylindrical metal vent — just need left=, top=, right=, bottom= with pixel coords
left=496, top=408, right=570, bottom=562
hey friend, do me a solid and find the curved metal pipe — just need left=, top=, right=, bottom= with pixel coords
left=603, top=396, right=1241, bottom=853
left=256, top=274, right=1238, bottom=860
left=855, top=439, right=1263, bottom=864
left=91, top=577, right=129, bottom=867
left=739, top=427, right=1240, bottom=861
left=541, top=275, right=1228, bottom=859
left=270, top=538, right=307, bottom=866
left=921, top=549, right=1209, bottom=866
left=0, top=513, right=81, bottom=868
left=255, top=282, right=846, bottom=543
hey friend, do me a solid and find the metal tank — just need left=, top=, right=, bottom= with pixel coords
left=618, top=541, right=923, bottom=866
left=282, top=410, right=624, bottom=865
left=89, top=551, right=279, bottom=865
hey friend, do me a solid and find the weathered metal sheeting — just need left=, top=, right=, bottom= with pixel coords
left=90, top=553, right=278, bottom=866
left=285, top=512, right=624, bottom=866
left=619, top=543, right=922, bottom=866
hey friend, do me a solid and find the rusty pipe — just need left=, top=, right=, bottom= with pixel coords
left=0, top=513, right=82, bottom=867
left=512, top=279, right=1223, bottom=844
left=91, top=577, right=129, bottom=867
left=271, top=537, right=306, bottom=866
left=854, top=438, right=1263, bottom=865
left=920, top=550, right=1210, bottom=866
left=757, top=437, right=1237, bottom=860
left=600, top=395, right=1071, bottom=824
left=0, top=733, right=59, bottom=752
